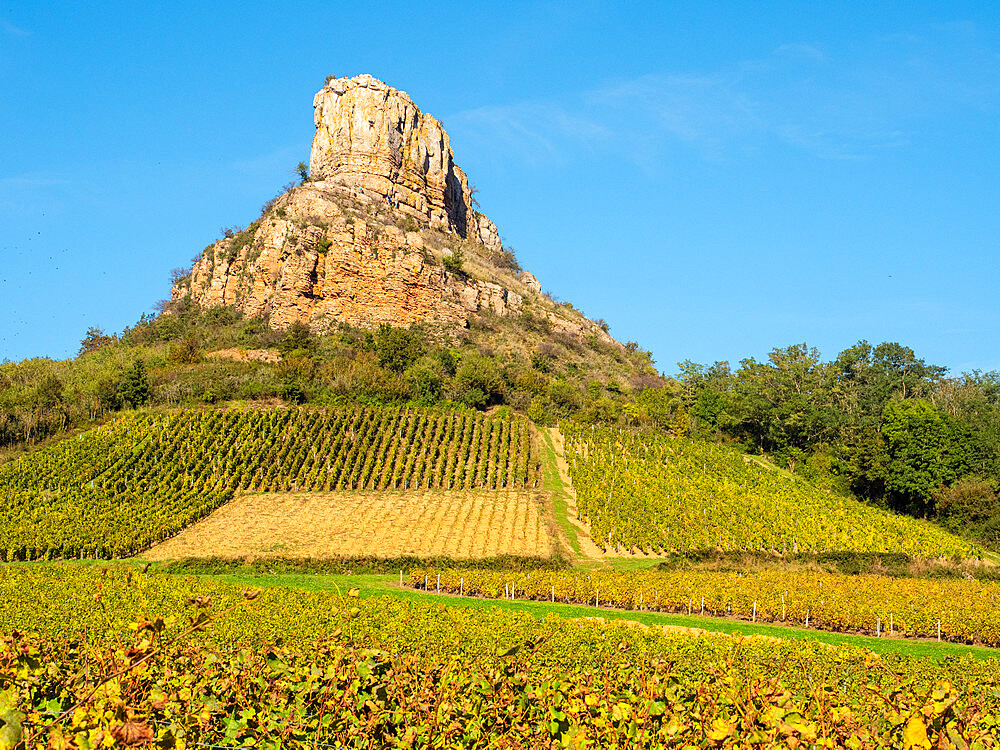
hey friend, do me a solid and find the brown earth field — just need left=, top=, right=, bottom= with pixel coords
left=143, top=489, right=557, bottom=560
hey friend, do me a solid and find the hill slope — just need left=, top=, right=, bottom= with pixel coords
left=564, top=425, right=979, bottom=558
left=0, top=406, right=538, bottom=559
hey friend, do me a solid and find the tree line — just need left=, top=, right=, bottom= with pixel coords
left=643, top=342, right=1000, bottom=548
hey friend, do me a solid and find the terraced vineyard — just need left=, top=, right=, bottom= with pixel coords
left=3, top=566, right=1000, bottom=748
left=0, top=406, right=539, bottom=560
left=410, top=566, right=1000, bottom=646
left=565, top=425, right=978, bottom=558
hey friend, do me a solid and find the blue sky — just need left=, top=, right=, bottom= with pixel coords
left=2, top=1, right=998, bottom=375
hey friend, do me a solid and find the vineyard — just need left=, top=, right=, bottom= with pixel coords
left=1, top=566, right=999, bottom=747
left=145, top=489, right=555, bottom=560
left=0, top=406, right=539, bottom=560
left=409, top=566, right=1000, bottom=646
left=564, top=424, right=978, bottom=558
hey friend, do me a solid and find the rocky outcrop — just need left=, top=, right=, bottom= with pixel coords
left=314, top=77, right=456, bottom=234
left=176, top=182, right=536, bottom=333
left=174, top=74, right=613, bottom=344
left=472, top=212, right=502, bottom=255
left=311, top=75, right=504, bottom=254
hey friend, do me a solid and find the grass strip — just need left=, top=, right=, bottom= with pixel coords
left=190, top=570, right=1000, bottom=663
left=537, top=429, right=581, bottom=556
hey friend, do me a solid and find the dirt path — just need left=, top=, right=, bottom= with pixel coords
left=542, top=427, right=606, bottom=561
left=543, top=427, right=670, bottom=564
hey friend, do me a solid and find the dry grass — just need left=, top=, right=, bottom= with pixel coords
left=144, top=490, right=555, bottom=560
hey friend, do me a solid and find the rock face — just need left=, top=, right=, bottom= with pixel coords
left=174, top=74, right=612, bottom=344
left=177, top=182, right=535, bottom=332
left=311, top=75, right=496, bottom=247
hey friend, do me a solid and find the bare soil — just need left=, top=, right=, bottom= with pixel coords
left=143, top=489, right=555, bottom=560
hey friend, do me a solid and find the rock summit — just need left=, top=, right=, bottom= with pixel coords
left=173, top=74, right=610, bottom=344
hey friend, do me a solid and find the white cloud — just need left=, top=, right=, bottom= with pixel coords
left=772, top=43, right=826, bottom=62
left=448, top=102, right=609, bottom=167
left=0, top=175, right=70, bottom=188
left=445, top=24, right=998, bottom=169
left=1, top=19, right=29, bottom=36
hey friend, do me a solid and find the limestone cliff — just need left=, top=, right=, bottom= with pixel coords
left=174, top=74, right=611, bottom=344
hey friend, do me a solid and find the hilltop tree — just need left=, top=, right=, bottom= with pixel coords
left=79, top=327, right=116, bottom=356
left=728, top=344, right=835, bottom=453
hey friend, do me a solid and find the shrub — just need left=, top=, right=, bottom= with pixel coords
left=224, top=225, right=256, bottom=263
left=547, top=379, right=581, bottom=412
left=442, top=249, right=465, bottom=275
left=374, top=325, right=424, bottom=373
left=527, top=396, right=553, bottom=425
left=168, top=335, right=201, bottom=365
left=405, top=357, right=446, bottom=404
left=491, top=246, right=521, bottom=272
left=397, top=214, right=420, bottom=233
left=452, top=354, right=504, bottom=409
left=278, top=321, right=315, bottom=355
left=279, top=381, right=306, bottom=404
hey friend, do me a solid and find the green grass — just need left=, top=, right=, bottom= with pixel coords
left=3, top=558, right=995, bottom=662
left=578, top=557, right=662, bottom=571
left=182, top=568, right=1000, bottom=663
left=537, top=429, right=582, bottom=556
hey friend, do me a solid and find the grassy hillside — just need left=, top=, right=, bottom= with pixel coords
left=0, top=405, right=538, bottom=560
left=0, top=294, right=658, bottom=459
left=565, top=425, right=979, bottom=558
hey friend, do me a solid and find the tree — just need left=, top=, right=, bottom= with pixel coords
left=278, top=321, right=315, bottom=356
left=374, top=325, right=424, bottom=373
left=676, top=359, right=732, bottom=435
left=830, top=340, right=946, bottom=438
left=881, top=399, right=958, bottom=515
left=728, top=344, right=834, bottom=453
left=78, top=327, right=116, bottom=356
left=117, top=361, right=150, bottom=409
left=635, top=384, right=682, bottom=431
left=295, top=161, right=310, bottom=183
left=34, top=374, right=64, bottom=409
left=872, top=342, right=945, bottom=401
left=840, top=424, right=891, bottom=502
